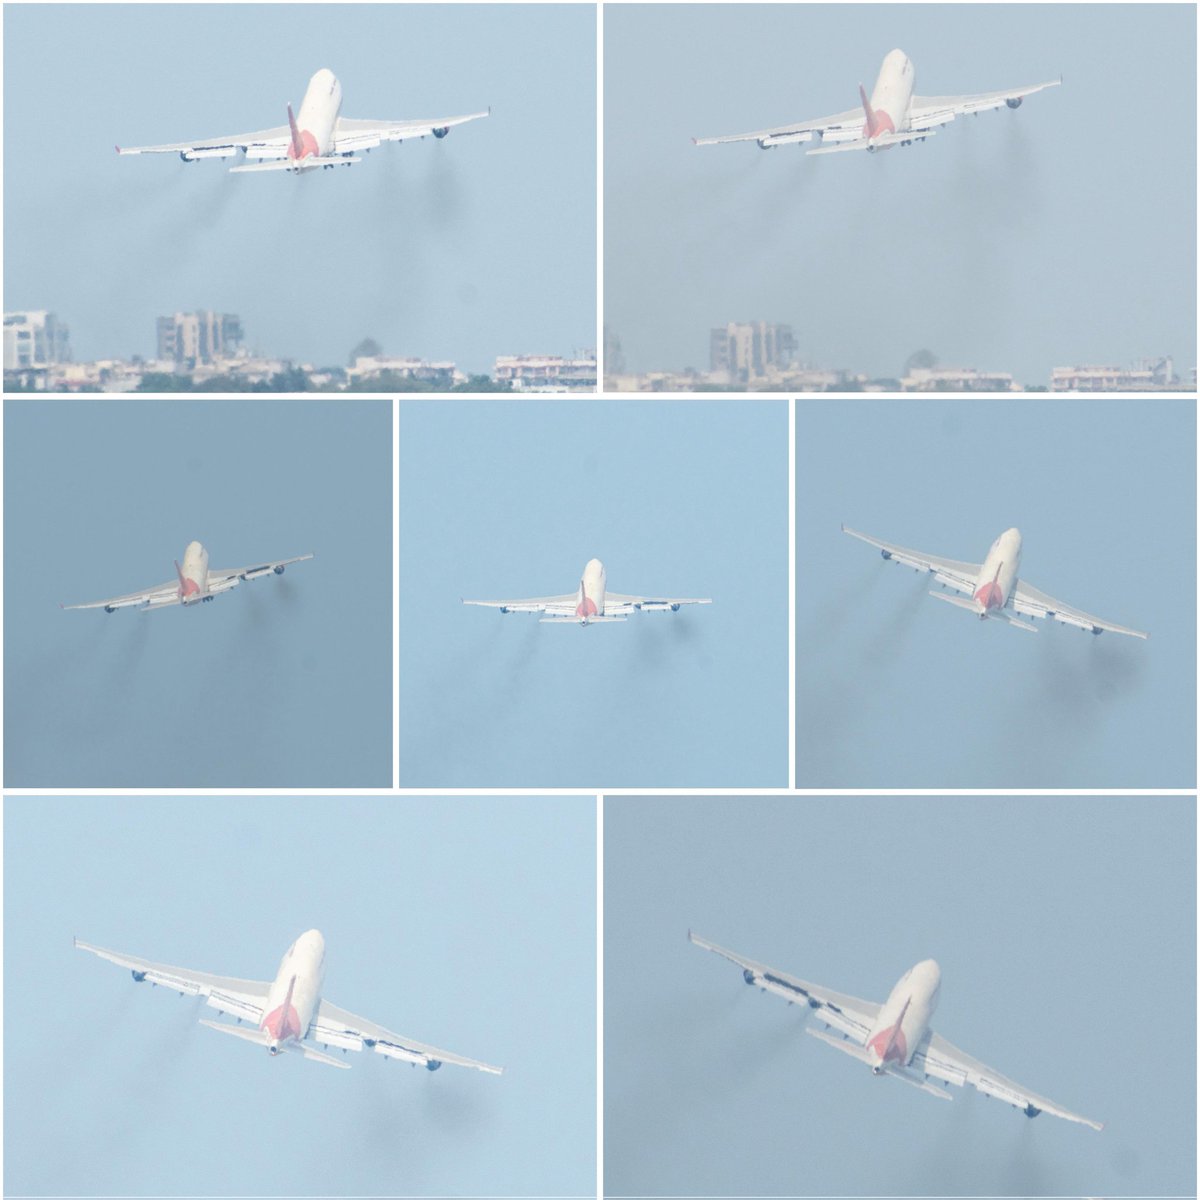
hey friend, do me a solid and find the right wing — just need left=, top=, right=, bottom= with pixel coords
left=116, top=126, right=292, bottom=161
left=332, top=109, right=489, bottom=153
left=841, top=524, right=981, bottom=597
left=310, top=998, right=502, bottom=1074
left=61, top=579, right=180, bottom=612
left=74, top=938, right=271, bottom=1024
left=462, top=593, right=578, bottom=616
left=693, top=106, right=865, bottom=149
left=908, top=78, right=1061, bottom=130
left=689, top=932, right=880, bottom=1042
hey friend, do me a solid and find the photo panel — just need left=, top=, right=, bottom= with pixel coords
left=4, top=794, right=596, bottom=1197
left=604, top=793, right=1196, bottom=1198
left=3, top=399, right=393, bottom=787
left=796, top=397, right=1196, bottom=789
left=398, top=398, right=789, bottom=788
left=604, top=4, right=1196, bottom=392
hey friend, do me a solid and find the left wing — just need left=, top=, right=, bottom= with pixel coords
left=462, top=592, right=578, bottom=615
left=61, top=579, right=181, bottom=612
left=310, top=999, right=503, bottom=1074
left=332, top=109, right=489, bottom=153
left=206, top=553, right=314, bottom=588
left=1009, top=578, right=1147, bottom=639
left=913, top=1030, right=1103, bottom=1130
left=689, top=932, right=879, bottom=1042
left=693, top=106, right=865, bottom=149
left=74, top=938, right=270, bottom=1024
left=605, top=591, right=712, bottom=614
left=841, top=524, right=980, bottom=597
left=909, top=78, right=1061, bottom=131
left=117, top=125, right=292, bottom=161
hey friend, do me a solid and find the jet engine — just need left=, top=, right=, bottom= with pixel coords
left=433, top=126, right=450, bottom=138
left=273, top=564, right=286, bottom=575
left=742, top=968, right=756, bottom=985
left=1006, top=97, right=1023, bottom=109
left=1024, top=1103, right=1041, bottom=1118
left=426, top=1059, right=442, bottom=1071
left=131, top=969, right=147, bottom=982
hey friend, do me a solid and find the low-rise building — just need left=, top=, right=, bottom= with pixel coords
left=901, top=366, right=1019, bottom=392
left=347, top=355, right=460, bottom=386
left=494, top=353, right=597, bottom=392
left=1050, top=358, right=1179, bottom=391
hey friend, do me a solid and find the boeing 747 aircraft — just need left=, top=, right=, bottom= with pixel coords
left=693, top=49, right=1059, bottom=155
left=690, top=933, right=1102, bottom=1130
left=463, top=558, right=711, bottom=625
left=117, top=68, right=488, bottom=174
left=842, top=525, right=1147, bottom=638
left=61, top=541, right=312, bottom=612
left=75, top=930, right=502, bottom=1074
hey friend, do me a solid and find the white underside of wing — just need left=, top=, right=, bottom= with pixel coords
left=311, top=999, right=502, bottom=1074
left=842, top=525, right=980, bottom=592
left=915, top=1030, right=1103, bottom=1130
left=694, top=106, right=864, bottom=147
left=462, top=593, right=577, bottom=613
left=206, top=553, right=314, bottom=584
left=909, top=78, right=1061, bottom=126
left=62, top=580, right=179, bottom=611
left=689, top=933, right=880, bottom=1041
left=606, top=592, right=713, bottom=610
left=117, top=126, right=292, bottom=156
left=1010, top=579, right=1148, bottom=639
left=332, top=110, right=488, bottom=153
left=74, top=939, right=270, bottom=1021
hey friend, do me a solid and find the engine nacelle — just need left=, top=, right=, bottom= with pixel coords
left=274, top=565, right=285, bottom=575
left=1024, top=1103, right=1041, bottom=1118
left=105, top=605, right=116, bottom=614
left=131, top=969, right=147, bottom=982
left=1006, top=97, right=1023, bottom=110
left=426, top=1059, right=442, bottom=1071
left=807, top=996, right=822, bottom=1009
left=881, top=549, right=892, bottom=561
left=743, top=968, right=756, bottom=985
left=433, top=126, right=450, bottom=139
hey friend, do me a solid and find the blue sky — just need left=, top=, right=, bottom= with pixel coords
left=605, top=4, right=1197, bottom=381
left=796, top=398, right=1196, bottom=788
left=604, top=794, right=1196, bottom=1198
left=4, top=400, right=391, bottom=787
left=398, top=399, right=788, bottom=787
left=4, top=795, right=596, bottom=1197
left=3, top=4, right=595, bottom=373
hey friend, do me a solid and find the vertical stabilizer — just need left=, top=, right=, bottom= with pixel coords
left=287, top=102, right=303, bottom=159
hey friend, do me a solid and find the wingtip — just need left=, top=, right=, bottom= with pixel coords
left=690, top=136, right=698, bottom=145
left=114, top=144, right=121, bottom=154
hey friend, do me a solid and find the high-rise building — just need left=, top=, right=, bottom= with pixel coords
left=3, top=310, right=71, bottom=370
left=156, top=311, right=243, bottom=366
left=709, top=321, right=795, bottom=383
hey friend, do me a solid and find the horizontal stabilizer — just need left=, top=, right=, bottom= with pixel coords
left=808, top=129, right=936, bottom=156
left=298, top=1042, right=352, bottom=1069
left=229, top=156, right=362, bottom=174
left=538, top=615, right=628, bottom=624
left=199, top=1018, right=272, bottom=1046
left=929, top=590, right=986, bottom=616
left=806, top=1026, right=875, bottom=1064
left=885, top=1066, right=955, bottom=1100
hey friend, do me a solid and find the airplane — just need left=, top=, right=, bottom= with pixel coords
left=75, top=929, right=502, bottom=1074
left=841, top=525, right=1147, bottom=638
left=462, top=557, right=712, bottom=625
left=116, top=67, right=488, bottom=174
left=689, top=933, right=1102, bottom=1130
left=61, top=540, right=313, bottom=613
left=693, top=48, right=1059, bottom=155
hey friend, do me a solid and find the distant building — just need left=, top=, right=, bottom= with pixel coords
left=347, top=355, right=460, bottom=387
left=4, top=311, right=71, bottom=384
left=494, top=352, right=597, bottom=392
left=1050, top=358, right=1179, bottom=391
left=901, top=366, right=1018, bottom=392
left=603, top=327, right=626, bottom=378
left=710, top=322, right=795, bottom=384
left=156, top=311, right=243, bottom=366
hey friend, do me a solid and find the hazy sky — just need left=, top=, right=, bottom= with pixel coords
left=3, top=4, right=595, bottom=372
left=5, top=794, right=596, bottom=1198
left=605, top=4, right=1197, bottom=381
left=4, top=400, right=392, bottom=787
left=605, top=794, right=1196, bottom=1198
left=796, top=397, right=1196, bottom=788
left=399, top=399, right=788, bottom=787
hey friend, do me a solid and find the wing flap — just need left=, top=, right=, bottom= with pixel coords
left=693, top=106, right=864, bottom=147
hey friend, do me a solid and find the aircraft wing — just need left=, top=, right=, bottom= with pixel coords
left=206, top=553, right=314, bottom=587
left=61, top=579, right=181, bottom=612
left=74, top=938, right=271, bottom=1023
left=311, top=999, right=502, bottom=1074
left=913, top=1030, right=1103, bottom=1130
left=909, top=78, right=1061, bottom=130
left=332, top=109, right=489, bottom=153
left=116, top=125, right=292, bottom=160
left=1009, top=579, right=1148, bottom=639
left=689, top=932, right=880, bottom=1041
left=693, top=106, right=865, bottom=148
left=605, top=591, right=712, bottom=613
left=462, top=593, right=578, bottom=615
left=841, top=525, right=980, bottom=595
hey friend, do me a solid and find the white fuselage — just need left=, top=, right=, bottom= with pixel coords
left=864, top=959, right=941, bottom=1071
left=973, top=527, right=1023, bottom=614
left=862, top=49, right=916, bottom=143
left=176, top=540, right=210, bottom=604
left=576, top=558, right=607, bottom=622
left=290, top=68, right=343, bottom=161
left=259, top=930, right=326, bottom=1054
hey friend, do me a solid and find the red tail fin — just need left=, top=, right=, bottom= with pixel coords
left=174, top=560, right=186, bottom=594
left=287, top=102, right=303, bottom=159
left=858, top=83, right=876, bottom=131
